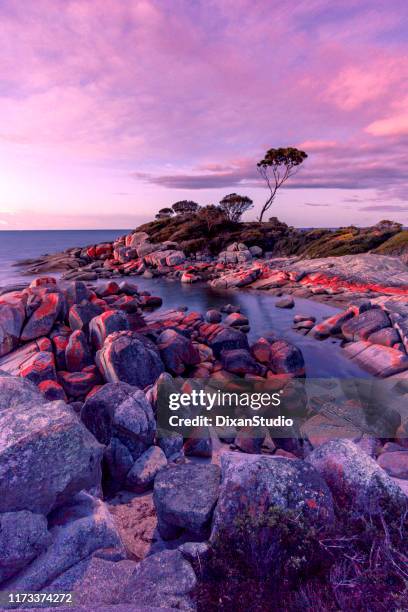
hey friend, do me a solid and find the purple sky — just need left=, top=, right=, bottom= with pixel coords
left=1, top=0, right=407, bottom=229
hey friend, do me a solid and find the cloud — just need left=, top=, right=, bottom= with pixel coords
left=133, top=137, right=408, bottom=198
left=0, top=0, right=407, bottom=227
left=358, top=204, right=408, bottom=212
left=305, top=203, right=329, bottom=207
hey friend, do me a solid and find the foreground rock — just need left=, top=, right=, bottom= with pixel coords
left=5, top=492, right=124, bottom=591
left=123, top=550, right=197, bottom=610
left=308, top=439, right=407, bottom=514
left=96, top=331, right=164, bottom=387
left=210, top=453, right=334, bottom=574
left=154, top=464, right=221, bottom=540
left=0, top=396, right=103, bottom=515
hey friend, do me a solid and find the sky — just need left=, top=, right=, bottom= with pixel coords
left=0, top=0, right=407, bottom=230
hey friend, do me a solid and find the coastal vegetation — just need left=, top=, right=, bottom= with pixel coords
left=137, top=211, right=407, bottom=259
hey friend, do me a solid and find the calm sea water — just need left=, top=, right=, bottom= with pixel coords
left=0, top=229, right=370, bottom=378
left=0, top=229, right=128, bottom=286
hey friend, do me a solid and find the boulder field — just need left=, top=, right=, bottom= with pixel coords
left=0, top=268, right=408, bottom=607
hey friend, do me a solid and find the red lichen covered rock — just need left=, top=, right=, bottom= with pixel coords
left=29, top=277, right=57, bottom=289
left=0, top=301, right=25, bottom=357
left=62, top=281, right=93, bottom=309
left=20, top=351, right=57, bottom=385
left=58, top=370, right=100, bottom=398
left=157, top=329, right=200, bottom=375
left=52, top=334, right=70, bottom=370
left=38, top=379, right=67, bottom=402
left=269, top=340, right=305, bottom=377
left=69, top=301, right=104, bottom=333
left=65, top=330, right=93, bottom=372
left=96, top=331, right=164, bottom=387
left=89, top=310, right=130, bottom=350
left=21, top=293, right=63, bottom=342
left=95, top=243, right=113, bottom=259
left=95, top=281, right=120, bottom=298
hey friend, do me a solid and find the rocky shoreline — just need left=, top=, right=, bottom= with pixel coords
left=0, top=229, right=408, bottom=608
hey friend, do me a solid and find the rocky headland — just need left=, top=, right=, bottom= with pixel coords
left=1, top=221, right=408, bottom=609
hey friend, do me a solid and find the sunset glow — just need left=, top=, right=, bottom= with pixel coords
left=1, top=0, right=407, bottom=229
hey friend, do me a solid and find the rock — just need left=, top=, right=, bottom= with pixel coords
left=53, top=333, right=70, bottom=370
left=95, top=281, right=120, bottom=298
left=269, top=340, right=305, bottom=377
left=38, top=379, right=68, bottom=402
left=21, top=292, right=63, bottom=341
left=249, top=245, right=263, bottom=257
left=44, top=557, right=137, bottom=607
left=166, top=251, right=186, bottom=266
left=126, top=446, right=167, bottom=492
left=81, top=383, right=156, bottom=461
left=205, top=309, right=222, bottom=323
left=29, top=276, right=58, bottom=289
left=126, top=231, right=149, bottom=248
left=19, top=350, right=57, bottom=385
left=90, top=310, right=130, bottom=350
left=293, top=314, right=316, bottom=324
left=179, top=541, right=210, bottom=571
left=0, top=301, right=25, bottom=357
left=221, top=304, right=240, bottom=314
left=96, top=331, right=164, bottom=387
left=0, top=373, right=44, bottom=411
left=157, top=329, right=200, bottom=375
left=158, top=432, right=184, bottom=459
left=123, top=550, right=197, bottom=610
left=202, top=324, right=249, bottom=358
left=65, top=330, right=93, bottom=372
left=103, top=437, right=134, bottom=486
left=118, top=280, right=139, bottom=295
left=223, top=312, right=249, bottom=328
left=6, top=492, right=124, bottom=592
left=221, top=349, right=266, bottom=376
left=367, top=327, right=401, bottom=347
left=275, top=296, right=295, bottom=309
left=307, top=439, right=407, bottom=513
left=0, top=400, right=103, bottom=514
left=342, top=308, right=390, bottom=341
left=181, top=271, right=199, bottom=283
left=69, top=301, right=104, bottom=333
left=62, top=281, right=92, bottom=308
left=343, top=341, right=408, bottom=377
left=235, top=427, right=266, bottom=453
left=250, top=337, right=272, bottom=363
left=310, top=309, right=355, bottom=338
left=58, top=370, right=100, bottom=398
left=377, top=451, right=408, bottom=479
left=210, top=453, right=334, bottom=573
left=0, top=511, right=51, bottom=583
left=184, top=429, right=213, bottom=458
left=154, top=464, right=221, bottom=540
left=211, top=267, right=260, bottom=289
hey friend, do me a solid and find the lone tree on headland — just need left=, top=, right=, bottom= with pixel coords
left=172, top=200, right=200, bottom=215
left=257, top=147, right=307, bottom=222
left=219, top=193, right=253, bottom=223
left=155, top=207, right=174, bottom=220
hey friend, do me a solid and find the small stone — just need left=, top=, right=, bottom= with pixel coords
left=126, top=445, right=167, bottom=492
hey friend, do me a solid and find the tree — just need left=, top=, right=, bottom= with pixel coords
left=172, top=200, right=200, bottom=215
left=155, top=207, right=174, bottom=220
left=198, top=204, right=225, bottom=232
left=219, top=193, right=253, bottom=223
left=257, top=147, right=307, bottom=222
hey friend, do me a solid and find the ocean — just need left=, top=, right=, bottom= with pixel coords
left=0, top=229, right=129, bottom=287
